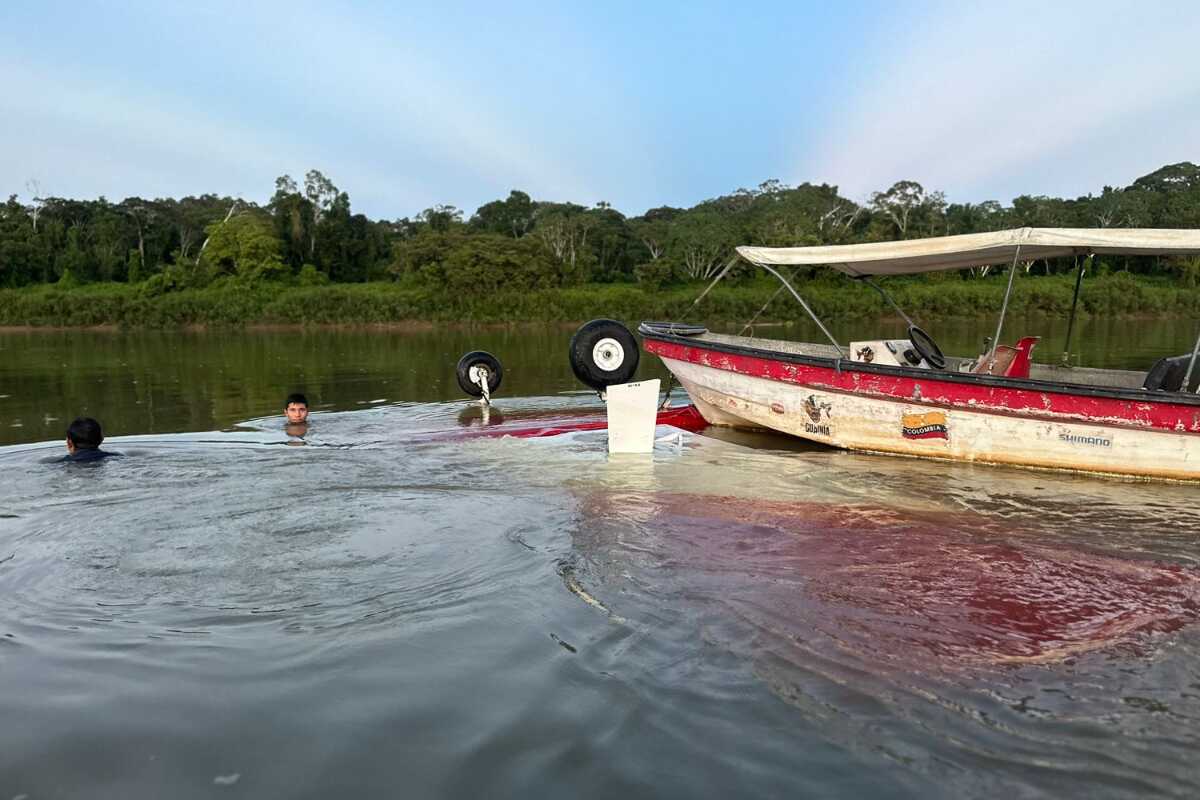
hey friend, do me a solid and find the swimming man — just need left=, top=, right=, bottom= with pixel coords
left=284, top=392, right=309, bottom=437
left=61, top=417, right=119, bottom=462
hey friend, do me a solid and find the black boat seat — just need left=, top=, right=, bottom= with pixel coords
left=1142, top=354, right=1200, bottom=393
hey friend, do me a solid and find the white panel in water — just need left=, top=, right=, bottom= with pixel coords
left=606, top=379, right=660, bottom=454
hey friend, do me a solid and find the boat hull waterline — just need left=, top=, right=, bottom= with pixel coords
left=647, top=339, right=1200, bottom=482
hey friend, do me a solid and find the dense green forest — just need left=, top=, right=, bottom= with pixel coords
left=2, top=162, right=1199, bottom=325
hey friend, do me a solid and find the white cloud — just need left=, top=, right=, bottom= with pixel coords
left=0, top=55, right=435, bottom=213
left=800, top=2, right=1200, bottom=204
left=0, top=1, right=605, bottom=217
left=280, top=5, right=604, bottom=209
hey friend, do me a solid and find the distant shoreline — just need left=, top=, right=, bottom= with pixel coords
left=1, top=273, right=1198, bottom=329
left=0, top=320, right=580, bottom=334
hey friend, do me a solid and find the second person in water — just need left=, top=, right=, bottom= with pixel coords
left=285, top=392, right=309, bottom=437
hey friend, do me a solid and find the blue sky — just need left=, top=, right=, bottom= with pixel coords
left=2, top=1, right=1199, bottom=220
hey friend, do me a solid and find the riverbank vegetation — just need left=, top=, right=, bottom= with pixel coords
left=3, top=272, right=1199, bottom=328
left=2, top=163, right=1200, bottom=326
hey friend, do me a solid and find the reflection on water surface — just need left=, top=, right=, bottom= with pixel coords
left=1, top=324, right=1199, bottom=798
left=1, top=315, right=1196, bottom=446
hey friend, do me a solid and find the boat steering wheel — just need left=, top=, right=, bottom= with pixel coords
left=907, top=325, right=946, bottom=370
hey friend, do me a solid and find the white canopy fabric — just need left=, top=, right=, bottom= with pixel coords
left=736, top=227, right=1200, bottom=277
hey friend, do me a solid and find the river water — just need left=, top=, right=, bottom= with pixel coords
left=1, top=318, right=1199, bottom=798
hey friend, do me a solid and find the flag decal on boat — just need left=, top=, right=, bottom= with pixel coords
left=902, top=411, right=948, bottom=440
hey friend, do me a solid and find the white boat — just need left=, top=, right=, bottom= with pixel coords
left=639, top=228, right=1200, bottom=481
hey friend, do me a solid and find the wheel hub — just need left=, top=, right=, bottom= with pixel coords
left=593, top=338, right=625, bottom=372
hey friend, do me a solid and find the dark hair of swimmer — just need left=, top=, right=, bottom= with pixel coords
left=66, top=417, right=104, bottom=450
left=285, top=392, right=310, bottom=426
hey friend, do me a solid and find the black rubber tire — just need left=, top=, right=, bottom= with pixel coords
left=569, top=319, right=640, bottom=391
left=908, top=325, right=946, bottom=370
left=456, top=351, right=503, bottom=397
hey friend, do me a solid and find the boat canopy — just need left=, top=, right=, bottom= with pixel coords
left=736, top=227, right=1200, bottom=277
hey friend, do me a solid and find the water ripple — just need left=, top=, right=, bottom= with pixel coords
left=1, top=398, right=1199, bottom=798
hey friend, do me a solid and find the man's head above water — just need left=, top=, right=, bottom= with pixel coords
left=285, top=392, right=309, bottom=424
left=66, top=417, right=103, bottom=453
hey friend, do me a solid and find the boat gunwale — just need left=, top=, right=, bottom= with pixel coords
left=640, top=325, right=1200, bottom=409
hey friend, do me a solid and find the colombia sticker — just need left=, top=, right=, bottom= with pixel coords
left=902, top=411, right=948, bottom=440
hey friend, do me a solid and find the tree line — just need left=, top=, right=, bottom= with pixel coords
left=3, top=162, right=1199, bottom=294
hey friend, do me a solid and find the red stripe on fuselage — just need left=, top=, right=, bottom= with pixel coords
left=645, top=339, right=1200, bottom=435
left=453, top=403, right=709, bottom=440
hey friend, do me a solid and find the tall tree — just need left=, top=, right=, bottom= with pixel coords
left=198, top=212, right=285, bottom=279
left=303, top=170, right=339, bottom=257
left=271, top=175, right=313, bottom=270
left=471, top=190, right=535, bottom=238
left=585, top=204, right=636, bottom=282
left=533, top=203, right=594, bottom=282
left=869, top=180, right=946, bottom=238
left=417, top=204, right=464, bottom=233
left=24, top=179, right=45, bottom=234
left=667, top=210, right=737, bottom=280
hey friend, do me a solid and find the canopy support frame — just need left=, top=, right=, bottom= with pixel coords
left=1182, top=326, right=1200, bottom=394
left=738, top=279, right=789, bottom=337
left=755, top=263, right=847, bottom=357
left=861, top=278, right=916, bottom=328
left=1060, top=254, right=1090, bottom=365
left=688, top=255, right=740, bottom=311
left=989, top=245, right=1023, bottom=357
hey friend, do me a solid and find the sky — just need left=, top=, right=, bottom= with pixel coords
left=2, top=1, right=1199, bottom=220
